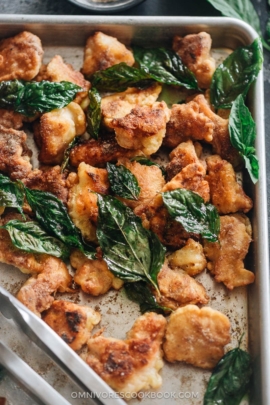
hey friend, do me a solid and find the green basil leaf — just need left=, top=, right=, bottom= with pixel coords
left=229, top=95, right=259, bottom=183
left=61, top=136, right=82, bottom=172
left=210, top=38, right=263, bottom=109
left=204, top=346, right=252, bottom=405
left=0, top=174, right=25, bottom=217
left=162, top=189, right=220, bottom=242
left=0, top=80, right=25, bottom=109
left=1, top=220, right=69, bottom=259
left=131, top=156, right=166, bottom=176
left=87, top=87, right=101, bottom=140
left=125, top=281, right=172, bottom=315
left=96, top=194, right=166, bottom=290
left=133, top=46, right=198, bottom=90
left=107, top=162, right=140, bottom=200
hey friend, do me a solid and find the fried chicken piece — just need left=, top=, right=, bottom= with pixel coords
left=23, top=166, right=68, bottom=204
left=34, top=102, right=86, bottom=165
left=101, top=84, right=162, bottom=129
left=70, top=250, right=123, bottom=296
left=36, top=55, right=90, bottom=105
left=0, top=109, right=24, bottom=130
left=82, top=31, right=135, bottom=77
left=166, top=140, right=203, bottom=180
left=163, top=305, right=231, bottom=369
left=167, top=238, right=207, bottom=276
left=111, top=101, right=170, bottom=155
left=204, top=214, right=255, bottom=290
left=206, top=155, right=253, bottom=214
left=69, top=134, right=140, bottom=168
left=0, top=31, right=43, bottom=81
left=116, top=157, right=165, bottom=209
left=67, top=162, right=110, bottom=242
left=0, top=125, right=32, bottom=180
left=172, top=32, right=215, bottom=89
left=85, top=312, right=166, bottom=397
left=17, top=260, right=72, bottom=316
left=43, top=300, right=101, bottom=351
left=155, top=262, right=209, bottom=310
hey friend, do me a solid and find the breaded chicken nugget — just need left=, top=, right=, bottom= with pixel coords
left=166, top=140, right=203, bottom=180
left=0, top=109, right=24, bottom=130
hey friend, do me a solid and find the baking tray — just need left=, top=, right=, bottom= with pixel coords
left=0, top=15, right=269, bottom=405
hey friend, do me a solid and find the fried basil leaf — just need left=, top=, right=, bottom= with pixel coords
left=204, top=345, right=252, bottom=405
left=162, top=189, right=220, bottom=242
left=210, top=38, right=263, bottom=109
left=131, top=156, right=166, bottom=176
left=0, top=174, right=25, bottom=216
left=107, top=163, right=140, bottom=200
left=125, top=281, right=172, bottom=315
left=1, top=220, right=69, bottom=259
left=133, top=46, right=198, bottom=90
left=87, top=87, right=101, bottom=139
left=0, top=80, right=81, bottom=117
left=61, top=136, right=82, bottom=172
left=229, top=95, right=259, bottom=183
left=96, top=194, right=166, bottom=290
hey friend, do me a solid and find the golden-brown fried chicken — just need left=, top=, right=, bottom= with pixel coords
left=23, top=166, right=68, bottom=204
left=70, top=250, right=123, bottom=296
left=166, top=140, right=203, bottom=180
left=0, top=125, right=32, bottom=180
left=43, top=300, right=101, bottom=351
left=82, top=31, right=135, bottom=77
left=206, top=155, right=253, bottom=214
left=67, top=162, right=110, bottom=241
left=0, top=31, right=43, bottom=81
left=172, top=32, right=216, bottom=89
left=101, top=84, right=162, bottom=129
left=163, top=305, right=231, bottom=369
left=36, top=55, right=90, bottom=105
left=85, top=312, right=166, bottom=397
left=155, top=262, right=209, bottom=310
left=17, top=260, right=72, bottom=316
left=204, top=214, right=255, bottom=290
left=34, top=102, right=86, bottom=165
left=69, top=134, right=140, bottom=168
left=167, top=238, right=207, bottom=276
left=111, top=101, right=170, bottom=155
left=0, top=109, right=24, bottom=130
left=116, top=157, right=165, bottom=209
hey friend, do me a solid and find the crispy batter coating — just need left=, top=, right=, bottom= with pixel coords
left=155, top=262, right=209, bottom=310
left=85, top=312, right=166, bottom=397
left=23, top=166, right=68, bottom=204
left=101, top=84, right=162, bottom=129
left=43, top=300, right=101, bottom=351
left=17, top=260, right=72, bottom=316
left=69, top=134, right=140, bottom=168
left=163, top=305, right=231, bottom=369
left=67, top=162, right=110, bottom=242
left=0, top=31, right=43, bottom=81
left=172, top=32, right=215, bottom=89
left=36, top=55, right=90, bottom=104
left=204, top=214, right=255, bottom=290
left=111, top=101, right=170, bottom=155
left=34, top=102, right=86, bottom=165
left=82, top=31, right=135, bottom=77
left=70, top=250, right=123, bottom=296
left=116, top=157, right=165, bottom=209
left=167, top=238, right=207, bottom=276
left=0, top=109, right=24, bottom=130
left=0, top=125, right=32, bottom=180
left=206, top=155, right=253, bottom=214
left=166, top=140, right=203, bottom=180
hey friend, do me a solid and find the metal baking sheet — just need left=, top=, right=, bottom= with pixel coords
left=0, top=15, right=269, bottom=405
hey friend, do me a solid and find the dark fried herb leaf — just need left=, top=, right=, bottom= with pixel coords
left=61, top=136, right=82, bottom=172
left=107, top=163, right=140, bottom=200
left=210, top=38, right=263, bottom=109
left=229, top=95, right=259, bottom=183
left=125, top=281, right=172, bottom=315
left=133, top=46, right=198, bottom=90
left=1, top=220, right=69, bottom=259
left=0, top=174, right=25, bottom=217
left=0, top=80, right=25, bottom=109
left=131, top=156, right=166, bottom=176
left=204, top=345, right=252, bottom=405
left=162, top=189, right=220, bottom=242
left=96, top=194, right=166, bottom=290
left=87, top=87, right=101, bottom=139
